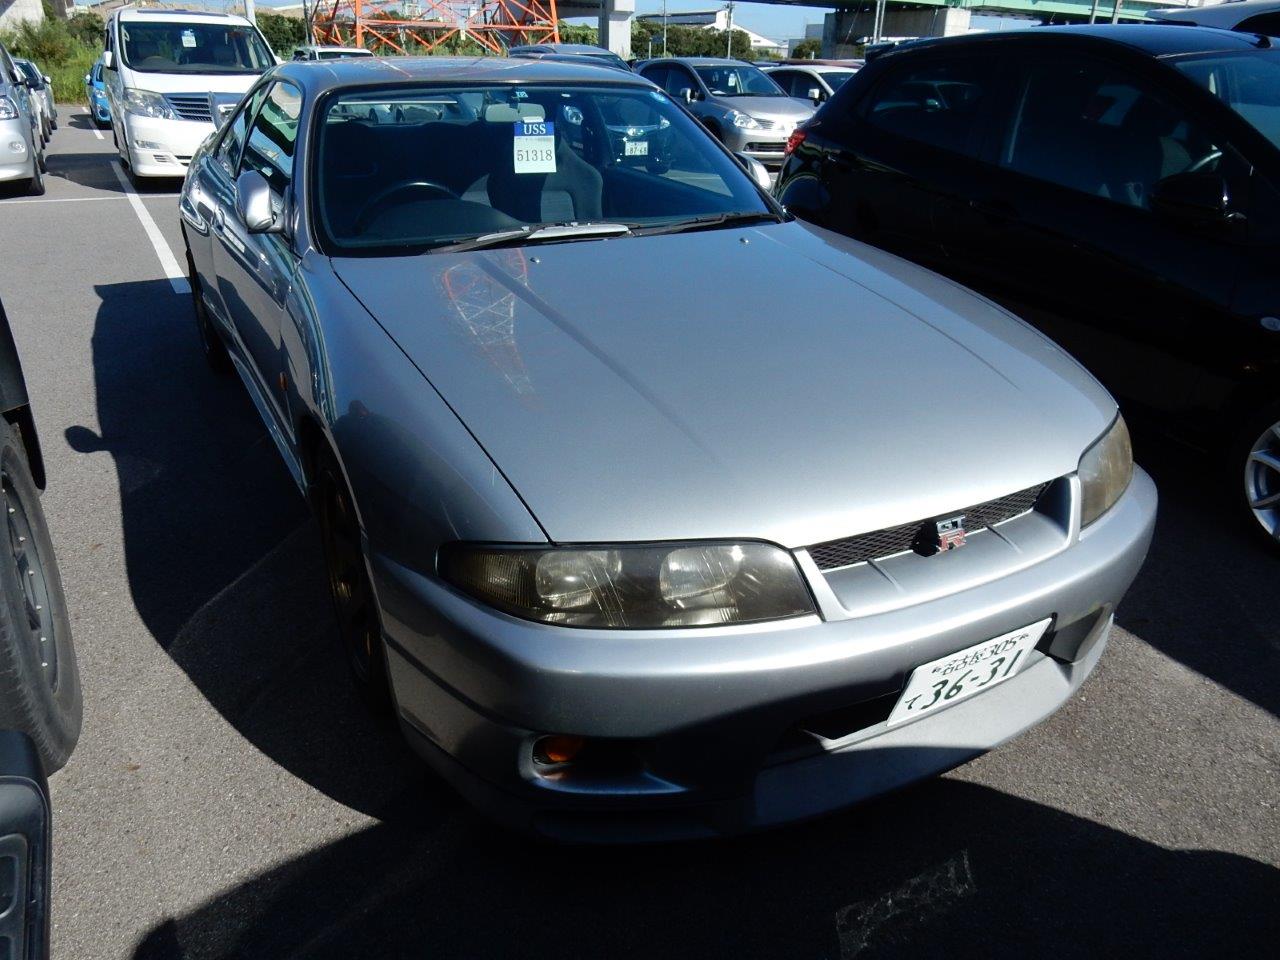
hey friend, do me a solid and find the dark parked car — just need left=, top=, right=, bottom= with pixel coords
left=0, top=294, right=80, bottom=960
left=777, top=25, right=1280, bottom=550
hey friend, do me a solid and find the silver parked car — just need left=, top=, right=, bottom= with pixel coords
left=637, top=57, right=815, bottom=167
left=180, top=57, right=1155, bottom=840
left=0, top=42, right=44, bottom=195
left=13, top=59, right=55, bottom=143
left=763, top=61, right=862, bottom=106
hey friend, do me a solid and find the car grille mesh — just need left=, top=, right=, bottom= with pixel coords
left=806, top=483, right=1050, bottom=571
left=165, top=94, right=213, bottom=123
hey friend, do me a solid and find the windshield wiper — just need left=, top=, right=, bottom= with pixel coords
left=632, top=210, right=784, bottom=238
left=427, top=222, right=632, bottom=254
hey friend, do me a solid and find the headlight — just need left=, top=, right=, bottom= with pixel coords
left=440, top=541, right=815, bottom=628
left=1078, top=415, right=1133, bottom=527
left=728, top=110, right=763, bottom=130
left=123, top=88, right=178, bottom=121
left=0, top=96, right=18, bottom=121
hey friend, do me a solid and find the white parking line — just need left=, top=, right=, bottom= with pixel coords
left=0, top=195, right=127, bottom=204
left=109, top=161, right=189, bottom=295
left=84, top=108, right=104, bottom=140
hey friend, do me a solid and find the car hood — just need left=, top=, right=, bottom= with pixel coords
left=715, top=95, right=814, bottom=123
left=115, top=70, right=260, bottom=95
left=333, top=222, right=1115, bottom=547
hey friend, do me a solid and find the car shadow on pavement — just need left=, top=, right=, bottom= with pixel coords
left=68, top=279, right=416, bottom=817
left=128, top=775, right=1278, bottom=960
left=1116, top=431, right=1280, bottom=717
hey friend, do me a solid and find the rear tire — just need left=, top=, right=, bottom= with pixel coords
left=0, top=421, right=81, bottom=775
left=26, top=161, right=44, bottom=197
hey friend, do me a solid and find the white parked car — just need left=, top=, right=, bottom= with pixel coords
left=1149, top=0, right=1280, bottom=35
left=291, top=45, right=375, bottom=61
left=102, top=7, right=277, bottom=179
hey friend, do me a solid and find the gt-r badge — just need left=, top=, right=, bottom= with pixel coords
left=934, top=515, right=967, bottom=552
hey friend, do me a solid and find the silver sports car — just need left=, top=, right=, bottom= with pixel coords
left=180, top=57, right=1156, bottom=840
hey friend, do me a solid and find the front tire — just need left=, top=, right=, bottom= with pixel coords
left=186, top=248, right=232, bottom=376
left=312, top=454, right=390, bottom=710
left=26, top=159, right=44, bottom=197
left=0, top=421, right=81, bottom=774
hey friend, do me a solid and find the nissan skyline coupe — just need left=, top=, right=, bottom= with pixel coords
left=179, top=57, right=1156, bottom=840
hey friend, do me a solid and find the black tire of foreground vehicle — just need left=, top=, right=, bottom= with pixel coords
left=0, top=420, right=81, bottom=774
left=1234, top=399, right=1280, bottom=556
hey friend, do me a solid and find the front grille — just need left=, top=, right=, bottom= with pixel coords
left=745, top=141, right=784, bottom=153
left=807, top=482, right=1050, bottom=571
left=165, top=93, right=213, bottom=123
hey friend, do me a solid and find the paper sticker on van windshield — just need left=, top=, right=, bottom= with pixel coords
left=513, top=121, right=555, bottom=174
left=181, top=29, right=197, bottom=48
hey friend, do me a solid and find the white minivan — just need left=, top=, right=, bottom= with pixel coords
left=103, top=8, right=276, bottom=178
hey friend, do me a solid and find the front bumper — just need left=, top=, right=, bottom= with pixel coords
left=719, top=123, right=795, bottom=168
left=0, top=118, right=33, bottom=182
left=378, top=468, right=1156, bottom=840
left=120, top=113, right=212, bottom=177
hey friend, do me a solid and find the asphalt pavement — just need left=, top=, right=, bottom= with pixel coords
left=0, top=108, right=1276, bottom=960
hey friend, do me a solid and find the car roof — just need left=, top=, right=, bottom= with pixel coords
left=889, top=24, right=1270, bottom=59
left=117, top=7, right=252, bottom=26
left=765, top=62, right=860, bottom=72
left=645, top=57, right=757, bottom=67
left=276, top=55, right=653, bottom=94
left=510, top=43, right=618, bottom=56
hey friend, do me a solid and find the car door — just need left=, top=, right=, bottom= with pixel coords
left=816, top=52, right=1004, bottom=272
left=665, top=64, right=709, bottom=123
left=209, top=79, right=302, bottom=434
left=942, top=49, right=1245, bottom=415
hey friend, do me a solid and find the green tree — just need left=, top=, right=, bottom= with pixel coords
left=256, top=12, right=306, bottom=57
left=791, top=38, right=822, bottom=60
left=67, top=12, right=104, bottom=46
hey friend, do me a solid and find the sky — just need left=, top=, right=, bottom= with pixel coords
left=626, top=2, right=833, bottom=44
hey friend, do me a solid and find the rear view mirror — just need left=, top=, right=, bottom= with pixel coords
left=807, top=87, right=822, bottom=104
left=1150, top=171, right=1231, bottom=225
left=235, top=169, right=282, bottom=234
left=0, top=732, right=52, bottom=960
left=102, top=50, right=113, bottom=70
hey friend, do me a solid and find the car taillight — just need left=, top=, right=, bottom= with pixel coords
left=785, top=128, right=807, bottom=156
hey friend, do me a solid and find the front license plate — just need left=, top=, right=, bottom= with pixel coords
left=886, top=618, right=1052, bottom=727
left=624, top=139, right=649, bottom=156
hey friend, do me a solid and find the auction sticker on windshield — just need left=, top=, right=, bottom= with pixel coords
left=887, top=618, right=1052, bottom=727
left=514, top=121, right=556, bottom=174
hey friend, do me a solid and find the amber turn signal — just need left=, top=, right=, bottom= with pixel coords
left=533, top=735, right=585, bottom=765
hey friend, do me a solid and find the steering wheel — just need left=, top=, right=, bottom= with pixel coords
left=354, top=180, right=459, bottom=233
left=1187, top=148, right=1223, bottom=174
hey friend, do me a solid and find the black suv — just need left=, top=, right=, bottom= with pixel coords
left=776, top=26, right=1280, bottom=550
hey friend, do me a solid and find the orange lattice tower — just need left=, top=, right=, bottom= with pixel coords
left=311, top=0, right=561, bottom=56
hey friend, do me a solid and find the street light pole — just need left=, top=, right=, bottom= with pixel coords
left=726, top=2, right=734, bottom=58
left=662, top=0, right=668, bottom=56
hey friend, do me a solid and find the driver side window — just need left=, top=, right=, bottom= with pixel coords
left=1002, top=57, right=1221, bottom=211
left=238, top=80, right=302, bottom=197
left=216, top=85, right=266, bottom=172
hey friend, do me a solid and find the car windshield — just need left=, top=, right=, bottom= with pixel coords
left=1173, top=49, right=1280, bottom=150
left=120, top=20, right=275, bottom=74
left=694, top=65, right=785, bottom=97
left=319, top=49, right=372, bottom=60
left=315, top=83, right=772, bottom=255
left=822, top=70, right=857, bottom=91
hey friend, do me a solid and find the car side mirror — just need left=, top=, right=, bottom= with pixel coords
left=735, top=152, right=773, bottom=191
left=102, top=50, right=113, bottom=70
left=41, top=76, right=50, bottom=86
left=679, top=87, right=696, bottom=104
left=1150, top=171, right=1231, bottom=225
left=0, top=732, right=52, bottom=960
left=807, top=87, right=822, bottom=104
left=84, top=74, right=91, bottom=84
left=235, top=169, right=282, bottom=234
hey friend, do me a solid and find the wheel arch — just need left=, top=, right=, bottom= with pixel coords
left=0, top=300, right=44, bottom=489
